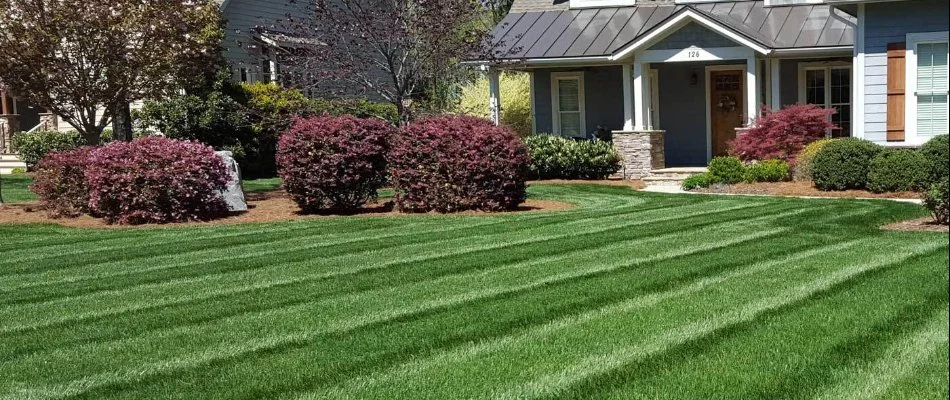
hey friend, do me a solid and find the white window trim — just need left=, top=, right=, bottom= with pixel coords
left=797, top=62, right=852, bottom=137
left=905, top=31, right=950, bottom=146
left=550, top=72, right=586, bottom=137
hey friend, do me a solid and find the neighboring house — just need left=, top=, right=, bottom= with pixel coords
left=0, top=0, right=313, bottom=172
left=481, top=0, right=948, bottom=179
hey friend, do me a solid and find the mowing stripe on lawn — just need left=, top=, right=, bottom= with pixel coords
left=0, top=199, right=749, bottom=297
left=811, top=307, right=949, bottom=400
left=0, top=202, right=767, bottom=329
left=303, top=240, right=943, bottom=400
left=0, top=213, right=790, bottom=395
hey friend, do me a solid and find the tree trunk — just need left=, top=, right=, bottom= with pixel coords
left=82, top=126, right=103, bottom=146
left=112, top=101, right=133, bottom=141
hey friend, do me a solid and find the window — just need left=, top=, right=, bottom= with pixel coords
left=906, top=32, right=949, bottom=144
left=799, top=64, right=851, bottom=138
left=551, top=72, right=586, bottom=137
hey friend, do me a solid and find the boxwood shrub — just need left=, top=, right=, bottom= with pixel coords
left=923, top=177, right=949, bottom=225
left=30, top=147, right=95, bottom=217
left=12, top=130, right=83, bottom=169
left=388, top=115, right=529, bottom=213
left=708, top=156, right=745, bottom=185
left=866, top=149, right=931, bottom=193
left=792, top=138, right=835, bottom=182
left=682, top=173, right=713, bottom=191
left=524, top=135, right=621, bottom=180
left=85, top=137, right=231, bottom=224
left=919, top=134, right=949, bottom=185
left=812, top=138, right=883, bottom=191
left=743, top=159, right=790, bottom=183
left=277, top=115, right=393, bottom=213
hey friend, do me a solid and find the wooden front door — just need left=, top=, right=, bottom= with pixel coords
left=709, top=70, right=744, bottom=157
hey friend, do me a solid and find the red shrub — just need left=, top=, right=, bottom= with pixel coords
left=30, top=146, right=95, bottom=218
left=730, top=104, right=837, bottom=163
left=277, top=115, right=393, bottom=212
left=389, top=115, right=529, bottom=213
left=85, top=137, right=230, bottom=225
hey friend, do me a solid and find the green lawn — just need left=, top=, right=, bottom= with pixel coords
left=0, top=175, right=35, bottom=204
left=0, top=184, right=946, bottom=400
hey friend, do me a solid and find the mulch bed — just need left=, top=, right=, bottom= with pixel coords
left=0, top=190, right=574, bottom=229
left=694, top=181, right=921, bottom=200
left=882, top=217, right=949, bottom=233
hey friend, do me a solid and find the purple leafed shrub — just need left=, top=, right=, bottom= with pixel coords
left=277, top=115, right=393, bottom=213
left=85, top=137, right=231, bottom=225
left=730, top=104, right=837, bottom=164
left=389, top=115, right=530, bottom=213
left=30, top=146, right=95, bottom=218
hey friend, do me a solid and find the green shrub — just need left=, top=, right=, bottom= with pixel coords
left=743, top=159, right=790, bottom=183
left=708, top=156, right=745, bottom=185
left=682, top=173, right=713, bottom=191
left=923, top=177, right=948, bottom=225
left=524, top=135, right=622, bottom=180
left=866, top=149, right=931, bottom=193
left=455, top=72, right=532, bottom=137
left=11, top=130, right=83, bottom=168
left=10, top=167, right=26, bottom=175
left=792, top=138, right=835, bottom=182
left=812, top=138, right=883, bottom=191
left=919, top=134, right=949, bottom=185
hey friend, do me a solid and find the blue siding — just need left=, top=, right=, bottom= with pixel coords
left=648, top=23, right=739, bottom=51
left=863, top=0, right=949, bottom=142
left=532, top=66, right=625, bottom=135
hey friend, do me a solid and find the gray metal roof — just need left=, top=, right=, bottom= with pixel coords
left=489, top=0, right=854, bottom=60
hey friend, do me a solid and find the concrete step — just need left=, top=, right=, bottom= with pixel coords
left=0, top=153, right=22, bottom=161
left=644, top=167, right=707, bottom=187
left=0, top=154, right=26, bottom=175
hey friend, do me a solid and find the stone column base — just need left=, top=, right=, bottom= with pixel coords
left=612, top=130, right=666, bottom=180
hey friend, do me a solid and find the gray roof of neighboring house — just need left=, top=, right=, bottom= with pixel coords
left=490, top=0, right=854, bottom=60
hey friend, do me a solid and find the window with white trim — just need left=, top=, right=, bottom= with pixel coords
left=800, top=65, right=851, bottom=138
left=914, top=42, right=949, bottom=137
left=551, top=73, right=586, bottom=137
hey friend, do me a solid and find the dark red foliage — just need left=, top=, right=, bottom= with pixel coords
left=389, top=115, right=529, bottom=213
left=730, top=104, right=837, bottom=163
left=30, top=146, right=95, bottom=217
left=277, top=115, right=394, bottom=213
left=84, top=136, right=230, bottom=225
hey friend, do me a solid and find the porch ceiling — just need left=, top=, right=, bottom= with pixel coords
left=486, top=1, right=854, bottom=61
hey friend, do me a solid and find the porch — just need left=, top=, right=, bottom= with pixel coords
left=1, top=89, right=58, bottom=173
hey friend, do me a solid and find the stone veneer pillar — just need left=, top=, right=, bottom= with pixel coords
left=611, top=130, right=666, bottom=180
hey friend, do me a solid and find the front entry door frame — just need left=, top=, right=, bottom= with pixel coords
left=705, top=64, right=747, bottom=162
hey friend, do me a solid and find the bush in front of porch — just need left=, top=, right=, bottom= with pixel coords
left=729, top=104, right=836, bottom=164
left=524, top=135, right=621, bottom=180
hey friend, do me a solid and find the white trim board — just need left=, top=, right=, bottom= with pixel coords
left=636, top=46, right=755, bottom=64
left=705, top=65, right=748, bottom=162
left=904, top=31, right=950, bottom=146
left=611, top=9, right=771, bottom=61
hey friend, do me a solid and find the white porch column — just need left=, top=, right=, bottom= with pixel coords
left=622, top=64, right=634, bottom=131
left=487, top=67, right=501, bottom=125
left=633, top=61, right=650, bottom=130
left=769, top=58, right=781, bottom=110
left=745, top=56, right=759, bottom=125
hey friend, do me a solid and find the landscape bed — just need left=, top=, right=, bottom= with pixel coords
left=0, top=184, right=947, bottom=399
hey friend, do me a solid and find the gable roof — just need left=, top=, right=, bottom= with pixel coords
left=488, top=0, right=854, bottom=61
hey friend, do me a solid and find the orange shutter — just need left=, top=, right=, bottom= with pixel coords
left=886, top=43, right=906, bottom=142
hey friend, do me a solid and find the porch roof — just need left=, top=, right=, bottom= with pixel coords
left=486, top=1, right=854, bottom=61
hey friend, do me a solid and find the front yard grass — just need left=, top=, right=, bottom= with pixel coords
left=0, top=184, right=946, bottom=399
left=0, top=175, right=35, bottom=204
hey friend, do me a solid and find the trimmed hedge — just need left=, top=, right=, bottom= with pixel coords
left=919, top=134, right=949, bottom=185
left=277, top=115, right=393, bottom=213
left=682, top=173, right=713, bottom=191
left=744, top=159, right=790, bottom=183
left=708, top=156, right=745, bottom=185
left=812, top=138, right=883, bottom=191
left=923, top=177, right=949, bottom=225
left=12, top=130, right=83, bottom=168
left=85, top=137, right=231, bottom=224
left=30, top=147, right=95, bottom=217
left=524, top=135, right=622, bottom=180
left=866, top=149, right=931, bottom=193
left=389, top=115, right=529, bottom=213
left=792, top=138, right=835, bottom=182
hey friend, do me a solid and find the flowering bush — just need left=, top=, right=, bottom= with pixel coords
left=277, top=115, right=393, bottom=213
left=730, top=104, right=837, bottom=163
left=524, top=135, right=621, bottom=180
left=30, top=146, right=94, bottom=217
left=389, top=115, right=529, bottom=213
left=85, top=137, right=230, bottom=224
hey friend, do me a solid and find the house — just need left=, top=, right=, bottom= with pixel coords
left=481, top=0, right=948, bottom=179
left=1, top=0, right=312, bottom=173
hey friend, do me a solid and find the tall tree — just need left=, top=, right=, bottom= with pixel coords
left=0, top=0, right=224, bottom=145
left=282, top=0, right=502, bottom=123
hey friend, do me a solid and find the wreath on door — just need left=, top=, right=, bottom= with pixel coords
left=717, top=95, right=738, bottom=112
